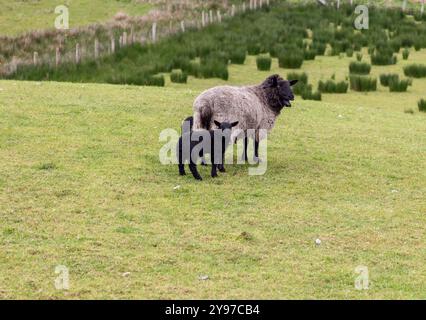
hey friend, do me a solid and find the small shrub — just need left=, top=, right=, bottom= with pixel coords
left=256, top=54, right=272, bottom=71
left=349, top=75, right=377, bottom=92
left=301, top=89, right=321, bottom=101
left=418, top=99, right=426, bottom=112
left=304, top=49, right=316, bottom=60
left=356, top=52, right=363, bottom=62
left=145, top=74, right=165, bottom=86
left=371, top=51, right=397, bottom=65
left=402, top=48, right=410, bottom=60
left=380, top=74, right=399, bottom=87
left=349, top=62, right=371, bottom=75
left=292, top=83, right=312, bottom=96
left=278, top=53, right=304, bottom=69
left=403, top=64, right=426, bottom=78
left=247, top=43, right=261, bottom=55
left=312, top=42, right=327, bottom=56
left=389, top=78, right=410, bottom=92
left=170, top=69, right=188, bottom=83
left=287, top=72, right=308, bottom=85
left=229, top=50, right=246, bottom=64
left=318, top=80, right=348, bottom=93
left=404, top=108, right=414, bottom=114
left=346, top=48, right=354, bottom=58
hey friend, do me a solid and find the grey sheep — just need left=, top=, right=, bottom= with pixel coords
left=192, top=74, right=298, bottom=161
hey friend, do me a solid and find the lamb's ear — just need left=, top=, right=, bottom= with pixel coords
left=214, top=120, right=221, bottom=127
left=289, top=80, right=299, bottom=86
left=231, top=121, right=239, bottom=127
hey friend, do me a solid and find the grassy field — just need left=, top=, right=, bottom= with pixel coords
left=0, top=0, right=152, bottom=36
left=1, top=48, right=426, bottom=299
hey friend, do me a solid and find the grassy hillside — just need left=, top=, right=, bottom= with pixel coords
left=1, top=52, right=425, bottom=299
left=0, top=0, right=152, bottom=37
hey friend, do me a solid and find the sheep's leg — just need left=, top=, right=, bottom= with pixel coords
left=253, top=130, right=262, bottom=163
left=189, top=163, right=202, bottom=180
left=211, top=164, right=218, bottom=178
left=253, top=136, right=260, bottom=163
left=240, top=134, right=249, bottom=163
left=218, top=153, right=226, bottom=172
left=178, top=164, right=186, bottom=176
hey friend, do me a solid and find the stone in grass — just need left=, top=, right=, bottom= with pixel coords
left=198, top=275, right=209, bottom=281
left=315, top=238, right=322, bottom=246
left=122, top=272, right=131, bottom=277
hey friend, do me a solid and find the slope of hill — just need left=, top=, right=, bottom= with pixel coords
left=1, top=54, right=426, bottom=299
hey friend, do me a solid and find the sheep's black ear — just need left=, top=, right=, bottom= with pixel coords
left=231, top=121, right=239, bottom=127
left=289, top=80, right=299, bottom=86
left=214, top=120, right=221, bottom=127
left=263, top=74, right=280, bottom=88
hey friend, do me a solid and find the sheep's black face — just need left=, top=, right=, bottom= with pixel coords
left=214, top=120, right=239, bottom=131
left=262, top=74, right=298, bottom=112
left=277, top=80, right=298, bottom=108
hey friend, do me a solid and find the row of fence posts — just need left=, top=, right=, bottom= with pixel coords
left=26, top=0, right=426, bottom=70
left=29, top=0, right=271, bottom=69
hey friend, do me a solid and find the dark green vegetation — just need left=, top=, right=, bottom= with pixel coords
left=380, top=73, right=400, bottom=87
left=349, top=75, right=377, bottom=92
left=389, top=78, right=410, bottom=92
left=5, top=2, right=426, bottom=85
left=418, top=99, right=426, bottom=112
left=402, top=48, right=410, bottom=60
left=256, top=54, right=272, bottom=71
left=349, top=62, right=371, bottom=75
left=318, top=79, right=349, bottom=93
left=403, top=64, right=426, bottom=78
left=170, top=69, right=188, bottom=84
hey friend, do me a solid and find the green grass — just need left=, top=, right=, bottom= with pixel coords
left=1, top=52, right=426, bottom=299
left=0, top=0, right=152, bottom=36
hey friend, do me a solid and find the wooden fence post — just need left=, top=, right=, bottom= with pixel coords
left=33, top=52, right=38, bottom=65
left=181, top=21, right=185, bottom=32
left=123, top=31, right=128, bottom=46
left=217, top=10, right=222, bottom=23
left=94, top=39, right=99, bottom=59
left=55, top=47, right=60, bottom=67
left=111, top=37, right=115, bottom=53
left=402, top=0, right=407, bottom=12
left=202, top=11, right=205, bottom=27
left=75, top=43, right=80, bottom=64
left=209, top=10, right=213, bottom=23
left=152, top=22, right=157, bottom=42
left=231, top=4, right=235, bottom=16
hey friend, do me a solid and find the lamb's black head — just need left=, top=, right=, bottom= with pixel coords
left=214, top=120, right=239, bottom=131
left=262, top=74, right=298, bottom=111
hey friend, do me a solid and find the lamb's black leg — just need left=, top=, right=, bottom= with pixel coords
left=189, top=163, right=202, bottom=180
left=178, top=164, right=186, bottom=176
left=211, top=164, right=218, bottom=178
